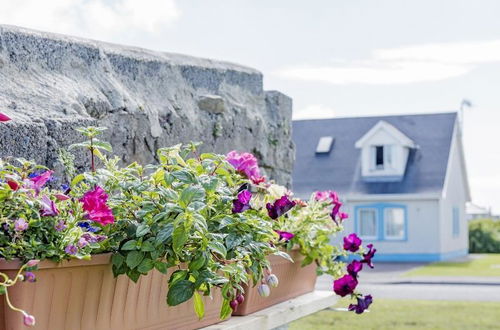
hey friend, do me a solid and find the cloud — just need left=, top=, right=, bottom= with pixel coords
left=0, top=0, right=180, bottom=39
left=293, top=104, right=336, bottom=120
left=275, top=40, right=500, bottom=85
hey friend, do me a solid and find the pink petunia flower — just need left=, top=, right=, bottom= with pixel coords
left=80, top=186, right=115, bottom=226
left=40, top=196, right=60, bottom=217
left=226, top=151, right=265, bottom=184
left=0, top=113, right=11, bottom=122
left=29, top=171, right=53, bottom=195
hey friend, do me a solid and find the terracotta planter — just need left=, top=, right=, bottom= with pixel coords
left=0, top=254, right=225, bottom=330
left=232, top=249, right=317, bottom=316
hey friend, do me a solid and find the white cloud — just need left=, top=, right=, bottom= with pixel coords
left=0, top=0, right=180, bottom=39
left=275, top=40, right=500, bottom=85
left=293, top=104, right=336, bottom=120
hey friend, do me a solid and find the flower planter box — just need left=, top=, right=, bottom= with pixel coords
left=232, top=249, right=317, bottom=316
left=0, top=254, right=225, bottom=330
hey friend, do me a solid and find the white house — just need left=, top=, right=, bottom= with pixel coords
left=292, top=113, right=470, bottom=262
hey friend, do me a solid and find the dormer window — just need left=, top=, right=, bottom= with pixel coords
left=316, top=136, right=334, bottom=154
left=355, top=121, right=415, bottom=182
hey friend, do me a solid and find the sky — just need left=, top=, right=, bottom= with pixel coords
left=1, top=0, right=499, bottom=212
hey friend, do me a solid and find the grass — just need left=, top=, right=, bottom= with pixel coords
left=289, top=299, right=500, bottom=330
left=404, top=254, right=500, bottom=277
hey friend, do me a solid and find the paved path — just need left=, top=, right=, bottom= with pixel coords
left=316, top=262, right=500, bottom=302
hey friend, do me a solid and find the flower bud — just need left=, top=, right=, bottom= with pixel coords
left=26, top=260, right=40, bottom=267
left=236, top=294, right=245, bottom=304
left=23, top=313, right=36, bottom=326
left=257, top=284, right=270, bottom=297
left=17, top=274, right=24, bottom=281
left=266, top=274, right=279, bottom=288
left=229, top=299, right=239, bottom=312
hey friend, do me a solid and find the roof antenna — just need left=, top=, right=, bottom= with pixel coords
left=459, top=99, right=472, bottom=134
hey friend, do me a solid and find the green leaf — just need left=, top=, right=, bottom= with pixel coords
left=193, top=291, right=205, bottom=320
left=92, top=140, right=113, bottom=152
left=0, top=286, right=5, bottom=295
left=189, top=253, right=206, bottom=271
left=136, top=224, right=150, bottom=237
left=126, top=251, right=144, bottom=269
left=111, top=253, right=125, bottom=268
left=71, top=173, right=86, bottom=186
left=171, top=170, right=197, bottom=184
left=121, top=240, right=138, bottom=251
left=173, top=225, right=188, bottom=253
left=127, top=269, right=141, bottom=283
left=208, top=241, right=227, bottom=258
left=167, top=280, right=195, bottom=306
left=137, top=258, right=155, bottom=274
left=274, top=251, right=294, bottom=263
left=156, top=224, right=174, bottom=244
left=169, top=270, right=188, bottom=286
left=220, top=299, right=232, bottom=320
left=141, top=241, right=155, bottom=252
left=179, top=186, right=205, bottom=208
left=154, top=261, right=168, bottom=274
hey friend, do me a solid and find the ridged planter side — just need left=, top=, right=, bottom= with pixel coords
left=0, top=254, right=224, bottom=330
left=232, top=249, right=317, bottom=316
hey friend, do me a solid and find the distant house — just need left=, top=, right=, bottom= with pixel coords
left=292, top=113, right=470, bottom=262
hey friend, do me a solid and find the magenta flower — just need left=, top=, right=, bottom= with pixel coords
left=29, top=170, right=53, bottom=194
left=275, top=230, right=295, bottom=241
left=232, top=189, right=252, bottom=213
left=40, top=195, right=60, bottom=217
left=80, top=186, right=115, bottom=226
left=333, top=274, right=358, bottom=297
left=24, top=271, right=36, bottom=282
left=23, top=313, right=36, bottom=327
left=226, top=151, right=265, bottom=184
left=14, top=218, right=28, bottom=232
left=26, top=260, right=40, bottom=267
left=266, top=195, right=296, bottom=219
left=362, top=244, right=377, bottom=268
left=0, top=112, right=11, bottom=122
left=65, top=245, right=77, bottom=255
left=343, top=233, right=362, bottom=252
left=348, top=294, right=373, bottom=314
left=339, top=212, right=349, bottom=221
left=314, top=191, right=330, bottom=201
left=347, top=260, right=363, bottom=278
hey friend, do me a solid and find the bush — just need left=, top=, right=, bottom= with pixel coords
left=469, top=218, right=500, bottom=253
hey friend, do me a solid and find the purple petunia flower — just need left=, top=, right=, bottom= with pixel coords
left=275, top=230, right=295, bottom=241
left=232, top=190, right=252, bottom=213
left=55, top=220, right=67, bottom=232
left=14, top=218, right=28, bottom=232
left=24, top=271, right=36, bottom=283
left=333, top=274, right=358, bottom=297
left=266, top=195, right=296, bottom=219
left=40, top=195, right=60, bottom=217
left=77, top=237, right=89, bottom=248
left=65, top=245, right=78, bottom=255
left=29, top=171, right=53, bottom=195
left=347, top=260, right=363, bottom=278
left=362, top=244, right=377, bottom=268
left=226, top=151, right=265, bottom=184
left=343, top=233, right=362, bottom=252
left=348, top=294, right=373, bottom=314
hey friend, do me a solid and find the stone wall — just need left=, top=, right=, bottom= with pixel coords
left=0, top=25, right=294, bottom=185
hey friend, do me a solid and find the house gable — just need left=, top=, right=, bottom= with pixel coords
left=355, top=120, right=416, bottom=182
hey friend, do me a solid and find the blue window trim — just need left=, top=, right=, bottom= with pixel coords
left=354, top=203, right=408, bottom=242
left=452, top=207, right=460, bottom=238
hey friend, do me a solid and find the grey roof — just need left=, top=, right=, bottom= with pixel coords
left=292, top=112, right=457, bottom=197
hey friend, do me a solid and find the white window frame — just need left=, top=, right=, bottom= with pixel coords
left=383, top=207, right=405, bottom=240
left=357, top=208, right=378, bottom=240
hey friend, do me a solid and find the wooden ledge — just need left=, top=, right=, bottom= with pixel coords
left=202, top=291, right=338, bottom=330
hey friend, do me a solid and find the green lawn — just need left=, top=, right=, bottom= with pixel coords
left=289, top=299, right=500, bottom=330
left=404, top=254, right=500, bottom=277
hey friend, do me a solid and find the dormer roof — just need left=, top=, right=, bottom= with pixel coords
left=354, top=120, right=416, bottom=149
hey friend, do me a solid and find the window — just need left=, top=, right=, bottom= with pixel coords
left=375, top=146, right=384, bottom=168
left=316, top=136, right=334, bottom=153
left=452, top=207, right=460, bottom=237
left=358, top=209, right=377, bottom=238
left=384, top=208, right=405, bottom=239
left=356, top=204, right=407, bottom=241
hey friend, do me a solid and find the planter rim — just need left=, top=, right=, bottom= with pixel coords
left=0, top=253, right=112, bottom=270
